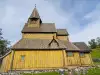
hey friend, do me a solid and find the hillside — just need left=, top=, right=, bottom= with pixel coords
left=91, top=48, right=100, bottom=58
left=91, top=48, right=100, bottom=65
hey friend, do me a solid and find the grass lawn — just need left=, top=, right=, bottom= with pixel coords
left=91, top=48, right=100, bottom=65
left=86, top=68, right=100, bottom=75
left=91, top=48, right=100, bottom=58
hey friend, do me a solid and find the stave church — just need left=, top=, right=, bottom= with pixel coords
left=0, top=6, right=93, bottom=72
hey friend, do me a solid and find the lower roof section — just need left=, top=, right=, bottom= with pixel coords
left=73, top=42, right=91, bottom=50
left=12, top=38, right=67, bottom=50
left=12, top=38, right=91, bottom=52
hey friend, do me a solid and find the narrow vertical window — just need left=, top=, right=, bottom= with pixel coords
left=67, top=52, right=73, bottom=57
left=21, top=55, right=25, bottom=61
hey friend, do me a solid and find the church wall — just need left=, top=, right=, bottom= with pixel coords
left=80, top=53, right=94, bottom=66
left=0, top=51, right=94, bottom=72
left=65, top=52, right=93, bottom=67
left=22, top=33, right=56, bottom=39
left=65, top=52, right=81, bottom=66
left=57, top=36, right=69, bottom=41
left=12, top=50, right=64, bottom=70
left=0, top=52, right=12, bottom=72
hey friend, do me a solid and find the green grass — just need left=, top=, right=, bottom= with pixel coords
left=91, top=48, right=100, bottom=65
left=22, top=72, right=67, bottom=75
left=91, top=48, right=100, bottom=58
left=86, top=68, right=100, bottom=75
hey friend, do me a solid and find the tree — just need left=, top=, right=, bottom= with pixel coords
left=96, top=37, right=100, bottom=48
left=0, top=29, right=3, bottom=39
left=0, top=28, right=10, bottom=56
left=88, top=39, right=97, bottom=49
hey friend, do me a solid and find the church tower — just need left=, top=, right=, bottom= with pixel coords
left=28, top=5, right=42, bottom=27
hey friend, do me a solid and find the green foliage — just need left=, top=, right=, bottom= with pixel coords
left=88, top=37, right=100, bottom=49
left=0, top=28, right=10, bottom=56
left=96, top=37, right=100, bottom=48
left=88, top=39, right=97, bottom=49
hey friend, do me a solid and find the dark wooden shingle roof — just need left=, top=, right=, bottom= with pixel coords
left=62, top=41, right=80, bottom=51
left=57, top=29, right=69, bottom=36
left=12, top=39, right=66, bottom=50
left=22, top=23, right=56, bottom=33
left=29, top=7, right=40, bottom=18
left=73, top=42, right=91, bottom=52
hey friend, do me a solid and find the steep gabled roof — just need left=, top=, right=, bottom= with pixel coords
left=57, top=29, right=69, bottom=36
left=12, top=38, right=66, bottom=50
left=29, top=7, right=40, bottom=19
left=73, top=42, right=91, bottom=52
left=22, top=23, right=57, bottom=33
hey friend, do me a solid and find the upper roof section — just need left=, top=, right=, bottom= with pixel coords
left=57, top=29, right=69, bottom=36
left=29, top=6, right=40, bottom=19
left=22, top=23, right=56, bottom=33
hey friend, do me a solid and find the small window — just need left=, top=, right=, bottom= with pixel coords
left=80, top=53, right=85, bottom=57
left=21, top=55, right=25, bottom=61
left=67, top=52, right=73, bottom=57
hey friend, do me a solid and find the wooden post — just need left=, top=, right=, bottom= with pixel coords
left=62, top=50, right=66, bottom=68
left=10, top=50, right=15, bottom=71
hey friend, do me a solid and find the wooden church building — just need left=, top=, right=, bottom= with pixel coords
left=0, top=7, right=93, bottom=72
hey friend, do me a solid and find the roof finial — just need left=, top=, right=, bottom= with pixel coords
left=35, top=4, right=36, bottom=8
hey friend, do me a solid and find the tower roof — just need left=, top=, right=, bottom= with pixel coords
left=29, top=5, right=40, bottom=19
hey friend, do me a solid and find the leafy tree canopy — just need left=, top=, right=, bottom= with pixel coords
left=0, top=28, right=10, bottom=56
left=88, top=39, right=97, bottom=49
left=88, top=37, right=100, bottom=49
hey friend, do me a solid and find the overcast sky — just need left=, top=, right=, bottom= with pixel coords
left=0, top=0, right=100, bottom=45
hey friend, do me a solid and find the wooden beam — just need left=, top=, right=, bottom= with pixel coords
left=10, top=50, right=15, bottom=71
